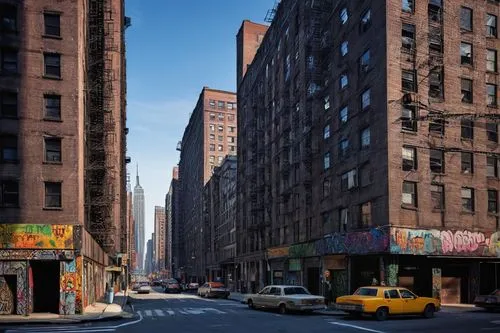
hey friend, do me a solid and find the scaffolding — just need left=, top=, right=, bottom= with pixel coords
left=85, top=0, right=117, bottom=254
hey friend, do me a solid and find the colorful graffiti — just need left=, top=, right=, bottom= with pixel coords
left=59, top=258, right=83, bottom=315
left=316, top=228, right=389, bottom=256
left=0, top=250, right=75, bottom=260
left=432, top=268, right=441, bottom=300
left=390, top=228, right=500, bottom=257
left=0, top=224, right=74, bottom=249
left=0, top=277, right=14, bottom=314
left=0, top=261, right=27, bottom=315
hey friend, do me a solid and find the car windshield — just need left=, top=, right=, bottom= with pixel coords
left=283, top=287, right=310, bottom=295
left=354, top=288, right=378, bottom=296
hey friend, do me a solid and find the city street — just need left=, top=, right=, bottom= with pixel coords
left=2, top=288, right=500, bottom=333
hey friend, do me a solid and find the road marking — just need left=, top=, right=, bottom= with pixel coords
left=144, top=310, right=153, bottom=316
left=164, top=308, right=175, bottom=315
left=184, top=308, right=205, bottom=314
left=154, top=309, right=165, bottom=316
left=328, top=321, right=386, bottom=333
left=6, top=330, right=115, bottom=333
left=177, top=309, right=188, bottom=314
left=203, top=307, right=227, bottom=314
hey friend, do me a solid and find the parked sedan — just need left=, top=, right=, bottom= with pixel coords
left=474, top=289, right=500, bottom=311
left=198, top=282, right=230, bottom=298
left=336, top=286, right=440, bottom=321
left=164, top=279, right=181, bottom=293
left=243, top=285, right=325, bottom=314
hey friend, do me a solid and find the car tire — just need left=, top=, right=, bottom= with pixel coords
left=374, top=307, right=388, bottom=321
left=248, top=299, right=254, bottom=309
left=278, top=304, right=287, bottom=315
left=423, top=304, right=435, bottom=318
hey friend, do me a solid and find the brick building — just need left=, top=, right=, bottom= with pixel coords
left=154, top=205, right=166, bottom=273
left=0, top=0, right=129, bottom=315
left=178, top=87, right=237, bottom=282
left=237, top=0, right=499, bottom=303
left=204, top=155, right=237, bottom=289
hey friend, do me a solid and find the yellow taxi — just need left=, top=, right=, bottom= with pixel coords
left=335, top=286, right=440, bottom=321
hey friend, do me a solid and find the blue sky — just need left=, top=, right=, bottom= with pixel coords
left=125, top=1, right=272, bottom=242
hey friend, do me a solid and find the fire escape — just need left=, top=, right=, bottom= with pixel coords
left=86, top=0, right=117, bottom=254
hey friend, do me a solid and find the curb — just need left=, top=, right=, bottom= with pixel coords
left=0, top=312, right=134, bottom=326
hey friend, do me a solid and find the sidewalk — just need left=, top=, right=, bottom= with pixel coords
left=0, top=290, right=133, bottom=325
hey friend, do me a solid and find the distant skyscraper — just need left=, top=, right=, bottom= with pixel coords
left=133, top=164, right=146, bottom=272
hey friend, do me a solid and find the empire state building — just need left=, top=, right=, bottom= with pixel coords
left=133, top=165, right=145, bottom=272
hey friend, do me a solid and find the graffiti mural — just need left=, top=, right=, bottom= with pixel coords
left=0, top=250, right=75, bottom=261
left=390, top=228, right=500, bottom=257
left=432, top=268, right=441, bottom=300
left=315, top=228, right=389, bottom=256
left=0, top=224, right=74, bottom=249
left=59, top=258, right=83, bottom=315
left=0, top=277, right=14, bottom=314
left=0, top=261, right=27, bottom=315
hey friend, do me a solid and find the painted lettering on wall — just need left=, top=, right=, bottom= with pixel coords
left=0, top=224, right=74, bottom=249
left=315, top=228, right=389, bottom=256
left=390, top=228, right=500, bottom=257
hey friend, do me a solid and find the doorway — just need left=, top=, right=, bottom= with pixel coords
left=31, top=261, right=60, bottom=313
left=307, top=267, right=320, bottom=295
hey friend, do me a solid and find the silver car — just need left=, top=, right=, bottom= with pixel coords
left=198, top=282, right=230, bottom=298
left=243, top=285, right=325, bottom=314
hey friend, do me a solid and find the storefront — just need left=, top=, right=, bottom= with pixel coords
left=266, top=246, right=289, bottom=285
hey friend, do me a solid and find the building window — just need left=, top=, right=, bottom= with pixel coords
left=209, top=144, right=215, bottom=151
left=324, top=95, right=330, bottom=110
left=360, top=163, right=371, bottom=187
left=218, top=135, right=223, bottom=141
left=228, top=114, right=235, bottom=121
left=44, top=95, right=61, bottom=120
left=0, top=4, right=17, bottom=32
left=0, top=135, right=17, bottom=163
left=401, top=105, right=417, bottom=131
left=44, top=137, right=61, bottom=162
left=217, top=144, right=223, bottom=151
left=430, top=184, right=444, bottom=210
left=487, top=14, right=498, bottom=37
left=487, top=49, right=498, bottom=72
left=44, top=53, right=61, bottom=78
left=487, top=123, right=498, bottom=142
left=361, top=89, right=371, bottom=110
left=341, top=169, right=357, bottom=191
left=402, top=146, right=417, bottom=171
left=360, top=50, right=370, bottom=73
left=209, top=124, right=215, bottom=132
left=461, top=78, right=473, bottom=103
left=218, top=125, right=224, bottom=132
left=323, top=179, right=331, bottom=198
left=323, top=125, right=330, bottom=139
left=209, top=134, right=215, bottom=140
left=209, top=155, right=215, bottom=164
left=461, top=187, right=474, bottom=212
left=227, top=136, right=235, bottom=143
left=360, top=202, right=372, bottom=228
left=341, top=41, right=348, bottom=56
left=1, top=48, right=17, bottom=73
left=487, top=84, right=497, bottom=106
left=230, top=145, right=235, bottom=152
left=340, top=208, right=349, bottom=231
left=340, top=73, right=348, bottom=89
left=0, top=180, right=18, bottom=207
left=218, top=113, right=224, bottom=121
left=209, top=99, right=215, bottom=108
left=44, top=182, right=62, bottom=208
left=429, top=113, right=445, bottom=135
left=229, top=126, right=235, bottom=133
left=402, top=181, right=417, bottom=207
left=217, top=101, right=225, bottom=109
left=429, top=69, right=444, bottom=99
left=429, top=26, right=443, bottom=53
left=339, top=139, right=349, bottom=158
left=209, top=113, right=216, bottom=121
left=402, top=70, right=416, bottom=92
left=402, top=24, right=416, bottom=52
left=44, top=12, right=60, bottom=37
left=218, top=156, right=223, bottom=164
left=487, top=156, right=498, bottom=177
left=323, top=152, right=331, bottom=170
left=361, top=127, right=370, bottom=149
left=340, top=8, right=348, bottom=24
left=461, top=152, right=474, bottom=173
left=461, top=119, right=474, bottom=139
left=488, top=189, right=498, bottom=213
left=360, top=9, right=371, bottom=32
left=402, top=0, right=414, bottom=13
left=460, top=7, right=473, bottom=31
left=340, top=106, right=348, bottom=124
left=0, top=92, right=17, bottom=118
left=428, top=0, right=442, bottom=22
left=460, top=42, right=473, bottom=65
left=430, top=149, right=444, bottom=173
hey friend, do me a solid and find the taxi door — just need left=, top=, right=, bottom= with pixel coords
left=383, top=289, right=404, bottom=314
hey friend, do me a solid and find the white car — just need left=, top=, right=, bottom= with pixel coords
left=137, top=282, right=151, bottom=294
left=243, top=285, right=325, bottom=314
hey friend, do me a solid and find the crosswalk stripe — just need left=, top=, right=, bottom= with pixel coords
left=154, top=309, right=165, bottom=316
left=177, top=309, right=188, bottom=314
left=164, top=308, right=175, bottom=315
left=136, top=310, right=142, bottom=317
left=145, top=310, right=153, bottom=316
left=203, top=308, right=227, bottom=314
left=184, top=308, right=204, bottom=314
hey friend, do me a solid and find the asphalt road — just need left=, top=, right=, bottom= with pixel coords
left=2, top=288, right=500, bottom=333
